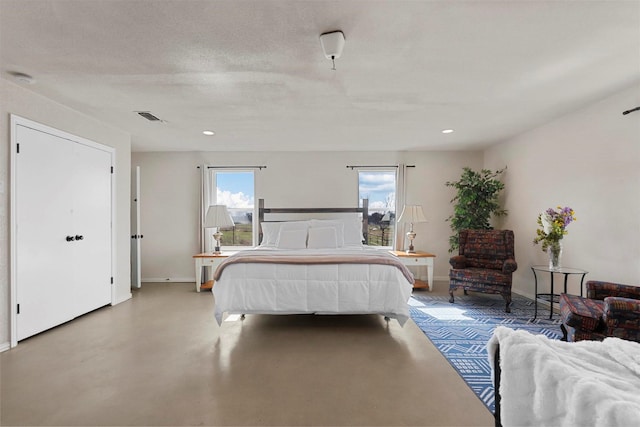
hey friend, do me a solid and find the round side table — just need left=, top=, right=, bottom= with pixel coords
left=531, top=266, right=588, bottom=319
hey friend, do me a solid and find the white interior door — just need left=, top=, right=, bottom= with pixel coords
left=71, top=142, right=112, bottom=314
left=130, top=166, right=141, bottom=288
left=16, top=125, right=76, bottom=340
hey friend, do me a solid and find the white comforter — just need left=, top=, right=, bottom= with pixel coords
left=488, top=326, right=640, bottom=427
left=212, top=247, right=414, bottom=325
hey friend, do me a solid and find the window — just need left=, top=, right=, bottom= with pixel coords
left=212, top=170, right=255, bottom=247
left=358, top=170, right=396, bottom=247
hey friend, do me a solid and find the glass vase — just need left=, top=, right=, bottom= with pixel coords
left=547, top=240, right=563, bottom=270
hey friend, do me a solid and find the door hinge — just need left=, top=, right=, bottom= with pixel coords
left=110, top=166, right=114, bottom=174
left=111, top=277, right=114, bottom=284
left=16, top=143, right=19, bottom=154
left=17, top=304, right=20, bottom=314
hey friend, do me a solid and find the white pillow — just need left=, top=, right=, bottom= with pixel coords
left=260, top=220, right=310, bottom=246
left=260, top=222, right=280, bottom=246
left=307, top=226, right=338, bottom=249
left=343, top=218, right=365, bottom=246
left=311, top=218, right=363, bottom=246
left=276, top=228, right=308, bottom=249
left=310, top=220, right=345, bottom=247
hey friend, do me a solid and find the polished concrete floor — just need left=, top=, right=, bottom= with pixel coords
left=1, top=281, right=493, bottom=426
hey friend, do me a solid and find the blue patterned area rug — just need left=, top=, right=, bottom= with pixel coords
left=409, top=292, right=562, bottom=414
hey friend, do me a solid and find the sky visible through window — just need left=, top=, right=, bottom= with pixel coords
left=213, top=169, right=396, bottom=246
left=214, top=171, right=255, bottom=246
left=214, top=170, right=396, bottom=213
left=215, top=171, right=254, bottom=209
left=359, top=171, right=396, bottom=212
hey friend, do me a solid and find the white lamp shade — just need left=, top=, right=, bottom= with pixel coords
left=204, top=205, right=235, bottom=229
left=398, top=205, right=427, bottom=224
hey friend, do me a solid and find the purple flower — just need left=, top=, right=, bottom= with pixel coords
left=533, top=206, right=577, bottom=251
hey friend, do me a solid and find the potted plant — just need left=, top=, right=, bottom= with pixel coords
left=445, top=167, right=507, bottom=252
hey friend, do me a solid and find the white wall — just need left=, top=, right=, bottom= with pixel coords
left=0, top=78, right=132, bottom=349
left=1, top=74, right=636, bottom=348
left=485, top=83, right=640, bottom=298
left=131, top=150, right=483, bottom=282
left=134, top=84, right=640, bottom=298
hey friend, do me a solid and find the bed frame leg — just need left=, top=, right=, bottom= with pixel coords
left=241, top=314, right=245, bottom=320
left=384, top=316, right=390, bottom=322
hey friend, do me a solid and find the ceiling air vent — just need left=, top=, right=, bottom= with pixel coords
left=136, top=111, right=163, bottom=122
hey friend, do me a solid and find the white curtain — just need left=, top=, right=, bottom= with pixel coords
left=199, top=166, right=213, bottom=281
left=394, top=164, right=407, bottom=250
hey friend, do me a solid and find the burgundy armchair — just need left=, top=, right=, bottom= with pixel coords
left=560, top=280, right=640, bottom=342
left=449, top=229, right=517, bottom=313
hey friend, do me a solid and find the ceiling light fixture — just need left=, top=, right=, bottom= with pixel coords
left=442, top=129, right=454, bottom=134
left=202, top=130, right=215, bottom=136
left=319, top=30, right=345, bottom=71
left=9, top=71, right=35, bottom=84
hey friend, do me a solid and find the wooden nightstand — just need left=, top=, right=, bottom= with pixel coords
left=389, top=250, right=436, bottom=291
left=193, top=252, right=236, bottom=292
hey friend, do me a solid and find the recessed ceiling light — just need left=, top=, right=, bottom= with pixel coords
left=442, top=129, right=454, bottom=134
left=202, top=130, right=215, bottom=136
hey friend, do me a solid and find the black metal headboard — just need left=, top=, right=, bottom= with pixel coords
left=257, top=198, right=369, bottom=245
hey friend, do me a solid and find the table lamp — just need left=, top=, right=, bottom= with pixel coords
left=398, top=205, right=427, bottom=253
left=204, top=205, right=235, bottom=254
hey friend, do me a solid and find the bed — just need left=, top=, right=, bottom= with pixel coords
left=489, top=326, right=640, bottom=427
left=211, top=200, right=415, bottom=325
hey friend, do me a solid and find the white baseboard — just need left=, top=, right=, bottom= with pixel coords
left=142, top=277, right=194, bottom=283
left=0, top=341, right=11, bottom=353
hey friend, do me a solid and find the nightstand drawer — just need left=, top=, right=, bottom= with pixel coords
left=405, top=257, right=429, bottom=266
left=200, top=257, right=224, bottom=267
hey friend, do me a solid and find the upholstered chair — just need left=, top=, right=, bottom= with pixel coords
left=449, top=229, right=517, bottom=313
left=559, top=280, right=640, bottom=342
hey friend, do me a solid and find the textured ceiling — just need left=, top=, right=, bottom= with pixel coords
left=1, top=0, right=639, bottom=152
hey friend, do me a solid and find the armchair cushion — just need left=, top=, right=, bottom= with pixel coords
left=559, top=293, right=604, bottom=332
left=560, top=280, right=640, bottom=342
left=450, top=267, right=512, bottom=286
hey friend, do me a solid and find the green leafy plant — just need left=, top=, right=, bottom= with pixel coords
left=445, top=167, right=507, bottom=252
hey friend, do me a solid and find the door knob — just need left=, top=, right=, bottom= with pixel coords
left=75, top=235, right=84, bottom=241
left=66, top=236, right=75, bottom=242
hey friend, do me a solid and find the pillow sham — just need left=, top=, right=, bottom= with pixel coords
left=260, top=222, right=280, bottom=246
left=307, top=226, right=338, bottom=249
left=342, top=218, right=365, bottom=246
left=309, top=220, right=344, bottom=247
left=276, top=228, right=308, bottom=249
left=311, top=218, right=363, bottom=246
left=260, top=220, right=310, bottom=246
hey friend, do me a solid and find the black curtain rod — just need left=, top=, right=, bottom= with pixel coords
left=346, top=165, right=415, bottom=170
left=622, top=106, right=640, bottom=115
left=196, top=165, right=267, bottom=170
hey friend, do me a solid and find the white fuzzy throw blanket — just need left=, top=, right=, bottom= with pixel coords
left=487, top=326, right=640, bottom=427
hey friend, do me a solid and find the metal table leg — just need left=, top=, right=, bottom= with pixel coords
left=532, top=268, right=539, bottom=319
left=549, top=272, right=555, bottom=320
